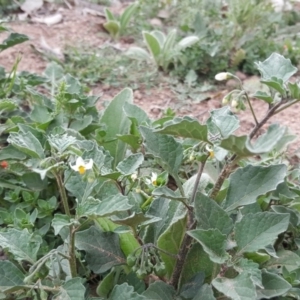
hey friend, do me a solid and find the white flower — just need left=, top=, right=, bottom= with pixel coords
left=215, top=72, right=230, bottom=81
left=205, top=145, right=214, bottom=159
left=70, top=157, right=93, bottom=175
left=231, top=99, right=238, bottom=108
left=131, top=172, right=138, bottom=181
left=151, top=172, right=158, bottom=186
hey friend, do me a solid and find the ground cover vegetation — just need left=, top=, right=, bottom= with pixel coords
left=1, top=0, right=300, bottom=299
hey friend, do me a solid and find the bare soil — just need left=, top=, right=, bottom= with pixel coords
left=1, top=1, right=299, bottom=161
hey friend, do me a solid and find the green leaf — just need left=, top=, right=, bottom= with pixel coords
left=143, top=31, right=161, bottom=59
left=116, top=135, right=141, bottom=152
left=142, top=281, right=176, bottom=299
left=180, top=272, right=205, bottom=299
left=157, top=214, right=186, bottom=277
left=54, top=278, right=86, bottom=300
left=100, top=88, right=133, bottom=169
left=0, top=33, right=29, bottom=51
left=188, top=229, right=229, bottom=264
left=183, top=174, right=211, bottom=200
left=236, top=258, right=262, bottom=288
left=288, top=82, right=300, bottom=99
left=255, top=52, right=297, bottom=82
left=123, top=102, right=150, bottom=125
left=126, top=47, right=151, bottom=61
left=8, top=131, right=45, bottom=159
left=207, top=106, right=239, bottom=139
left=0, top=100, right=17, bottom=113
left=120, top=3, right=137, bottom=30
left=116, top=153, right=144, bottom=175
left=177, top=36, right=199, bottom=51
left=48, top=134, right=77, bottom=154
left=103, top=20, right=120, bottom=39
left=0, top=261, right=25, bottom=293
left=223, top=164, right=287, bottom=211
left=264, top=250, right=300, bottom=273
left=0, top=145, right=26, bottom=160
left=235, top=212, right=289, bottom=255
left=77, top=195, right=133, bottom=218
left=192, top=284, right=216, bottom=300
left=0, top=229, right=41, bottom=264
left=261, top=78, right=285, bottom=95
left=152, top=186, right=186, bottom=202
left=52, top=214, right=72, bottom=236
left=110, top=212, right=159, bottom=228
left=139, top=126, right=183, bottom=175
left=30, top=105, right=52, bottom=123
left=162, top=29, right=177, bottom=53
left=194, top=193, right=233, bottom=235
left=212, top=273, right=256, bottom=300
left=70, top=115, right=93, bottom=131
left=110, top=283, right=147, bottom=300
left=96, top=268, right=115, bottom=298
left=256, top=269, right=291, bottom=299
left=105, top=7, right=115, bottom=21
left=180, top=243, right=216, bottom=285
left=44, top=61, right=64, bottom=83
left=253, top=91, right=274, bottom=103
left=75, top=226, right=125, bottom=273
left=155, top=116, right=208, bottom=142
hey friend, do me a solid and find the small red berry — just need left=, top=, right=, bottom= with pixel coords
left=0, top=161, right=8, bottom=169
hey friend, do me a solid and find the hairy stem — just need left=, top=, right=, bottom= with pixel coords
left=55, top=173, right=71, bottom=217
left=170, top=157, right=208, bottom=288
left=69, top=225, right=77, bottom=278
left=244, top=92, right=258, bottom=126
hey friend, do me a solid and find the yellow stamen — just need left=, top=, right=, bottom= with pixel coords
left=78, top=166, right=86, bottom=175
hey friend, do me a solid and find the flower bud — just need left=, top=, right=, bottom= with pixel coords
left=215, top=72, right=230, bottom=81
left=231, top=99, right=238, bottom=108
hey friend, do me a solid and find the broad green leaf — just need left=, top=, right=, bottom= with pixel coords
left=207, top=106, right=239, bottom=139
left=126, top=47, right=151, bottom=61
left=105, top=7, right=115, bottom=21
left=183, top=174, right=211, bottom=200
left=75, top=226, right=125, bottom=273
left=256, top=269, right=291, bottom=299
left=188, top=229, right=229, bottom=264
left=103, top=20, right=120, bottom=39
left=264, top=250, right=300, bottom=272
left=8, top=131, right=45, bottom=158
left=194, top=193, right=233, bottom=235
left=143, top=31, right=161, bottom=59
left=140, top=126, right=183, bottom=175
left=288, top=82, right=300, bottom=99
left=151, top=30, right=166, bottom=46
left=123, top=102, right=150, bottom=125
left=180, top=243, right=216, bottom=285
left=254, top=91, right=274, bottom=103
left=177, top=35, right=199, bottom=51
left=154, top=116, right=208, bottom=142
left=236, top=258, right=263, bottom=288
left=223, top=164, right=287, bottom=211
left=30, top=105, right=52, bottom=123
left=110, top=283, right=147, bottom=300
left=77, top=195, right=133, bottom=218
left=0, top=229, right=42, bottom=264
left=52, top=214, right=72, bottom=236
left=192, top=284, right=216, bottom=300
left=261, top=78, right=285, bottom=95
left=152, top=186, right=186, bottom=202
left=255, top=53, right=297, bottom=82
left=244, top=252, right=270, bottom=265
left=0, top=33, right=29, bottom=51
left=120, top=3, right=137, bottom=30
left=180, top=272, right=205, bottom=299
left=116, top=153, right=144, bottom=175
left=162, top=29, right=177, bottom=53
left=48, top=134, right=77, bottom=154
left=54, top=278, right=86, bottom=300
left=142, top=281, right=176, bottom=299
left=235, top=212, right=289, bottom=255
left=0, top=100, right=17, bottom=113
left=0, top=261, right=25, bottom=293
left=96, top=268, right=115, bottom=298
left=116, top=134, right=141, bottom=151
left=44, top=61, right=64, bottom=82
left=212, top=273, right=256, bottom=300
left=0, top=145, right=26, bottom=160
left=157, top=214, right=186, bottom=278
left=100, top=88, right=133, bottom=168
left=110, top=212, right=160, bottom=228
left=70, top=115, right=93, bottom=131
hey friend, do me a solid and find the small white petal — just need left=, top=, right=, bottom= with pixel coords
left=84, top=159, right=93, bottom=170
left=215, top=72, right=229, bottom=81
left=151, top=172, right=157, bottom=181
left=70, top=163, right=78, bottom=171
left=75, top=157, right=85, bottom=168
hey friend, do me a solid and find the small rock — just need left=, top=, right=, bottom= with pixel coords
left=151, top=107, right=161, bottom=114
left=150, top=18, right=163, bottom=27
left=102, top=84, right=110, bottom=91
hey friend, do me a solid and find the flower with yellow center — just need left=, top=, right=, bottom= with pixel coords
left=70, top=157, right=93, bottom=175
left=205, top=145, right=214, bottom=159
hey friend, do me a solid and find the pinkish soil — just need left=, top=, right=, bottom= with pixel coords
left=0, top=2, right=299, bottom=162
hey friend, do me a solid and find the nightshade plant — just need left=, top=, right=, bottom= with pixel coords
left=1, top=52, right=300, bottom=300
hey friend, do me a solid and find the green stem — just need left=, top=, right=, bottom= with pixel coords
left=69, top=225, right=77, bottom=278
left=244, top=92, right=259, bottom=126
left=55, top=173, right=71, bottom=217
